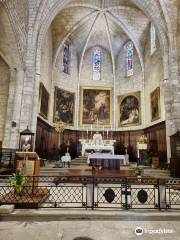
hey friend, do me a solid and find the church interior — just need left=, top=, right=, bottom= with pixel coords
left=0, top=0, right=180, bottom=239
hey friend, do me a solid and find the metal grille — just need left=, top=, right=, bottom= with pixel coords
left=0, top=175, right=180, bottom=210
left=165, top=179, right=180, bottom=209
left=0, top=175, right=87, bottom=209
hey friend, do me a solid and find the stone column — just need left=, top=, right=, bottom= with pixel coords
left=3, top=68, right=17, bottom=148
left=10, top=67, right=25, bottom=148
left=163, top=80, right=174, bottom=162
left=3, top=67, right=25, bottom=148
left=163, top=75, right=180, bottom=162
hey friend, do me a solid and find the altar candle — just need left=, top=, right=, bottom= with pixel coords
left=91, top=125, right=92, bottom=131
left=107, top=129, right=108, bottom=135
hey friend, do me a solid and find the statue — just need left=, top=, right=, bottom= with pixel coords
left=22, top=138, right=31, bottom=152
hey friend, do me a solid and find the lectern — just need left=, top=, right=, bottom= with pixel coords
left=170, top=131, right=180, bottom=177
left=15, top=152, right=40, bottom=194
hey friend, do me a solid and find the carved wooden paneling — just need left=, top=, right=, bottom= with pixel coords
left=36, top=118, right=167, bottom=161
left=35, top=117, right=59, bottom=158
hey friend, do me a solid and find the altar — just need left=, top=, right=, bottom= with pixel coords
left=87, top=153, right=129, bottom=170
left=79, top=133, right=116, bottom=156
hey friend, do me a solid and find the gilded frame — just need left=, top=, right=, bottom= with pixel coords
left=118, top=91, right=141, bottom=127
left=150, top=87, right=160, bottom=122
left=80, top=86, right=113, bottom=127
left=53, top=87, right=75, bottom=126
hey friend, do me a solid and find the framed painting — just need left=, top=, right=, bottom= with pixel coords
left=118, top=91, right=141, bottom=127
left=80, top=86, right=112, bottom=126
left=150, top=87, right=160, bottom=121
left=39, top=82, right=49, bottom=119
left=54, top=87, right=75, bottom=125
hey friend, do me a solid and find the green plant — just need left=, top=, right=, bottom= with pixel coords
left=132, top=167, right=144, bottom=176
left=9, top=173, right=27, bottom=194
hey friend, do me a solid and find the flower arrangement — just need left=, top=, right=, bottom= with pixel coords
left=9, top=172, right=27, bottom=194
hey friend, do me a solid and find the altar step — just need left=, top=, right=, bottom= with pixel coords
left=71, top=156, right=88, bottom=166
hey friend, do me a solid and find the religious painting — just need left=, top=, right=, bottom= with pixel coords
left=54, top=87, right=75, bottom=125
left=150, top=87, right=160, bottom=121
left=118, top=91, right=141, bottom=127
left=39, top=82, right=49, bottom=119
left=80, top=87, right=112, bottom=126
left=62, top=43, right=70, bottom=74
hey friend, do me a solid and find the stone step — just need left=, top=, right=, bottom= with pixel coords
left=71, top=156, right=88, bottom=166
left=71, top=162, right=87, bottom=165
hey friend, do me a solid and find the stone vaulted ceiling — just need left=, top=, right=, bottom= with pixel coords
left=51, top=0, right=150, bottom=69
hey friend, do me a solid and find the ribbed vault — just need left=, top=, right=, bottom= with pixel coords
left=51, top=0, right=150, bottom=73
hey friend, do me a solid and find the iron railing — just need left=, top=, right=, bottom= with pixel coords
left=0, top=148, right=18, bottom=173
left=0, top=175, right=180, bottom=210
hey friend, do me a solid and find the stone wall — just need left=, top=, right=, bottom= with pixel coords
left=40, top=28, right=53, bottom=123
left=0, top=57, right=10, bottom=141
left=144, top=28, right=165, bottom=127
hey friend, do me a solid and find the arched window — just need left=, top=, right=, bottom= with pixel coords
left=62, top=43, right=70, bottom=74
left=150, top=23, right=157, bottom=55
left=92, top=49, right=101, bottom=80
left=126, top=41, right=133, bottom=77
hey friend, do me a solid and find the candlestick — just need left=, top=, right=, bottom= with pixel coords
left=86, top=128, right=88, bottom=140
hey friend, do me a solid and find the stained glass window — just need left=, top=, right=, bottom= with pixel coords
left=62, top=43, right=70, bottom=74
left=126, top=41, right=133, bottom=77
left=93, top=49, right=101, bottom=81
left=150, top=23, right=157, bottom=55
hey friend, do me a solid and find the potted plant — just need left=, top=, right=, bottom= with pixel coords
left=133, top=167, right=144, bottom=177
left=9, top=172, right=27, bottom=195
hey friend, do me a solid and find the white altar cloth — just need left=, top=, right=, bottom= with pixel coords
left=61, top=155, right=71, bottom=162
left=82, top=144, right=114, bottom=156
left=87, top=153, right=129, bottom=165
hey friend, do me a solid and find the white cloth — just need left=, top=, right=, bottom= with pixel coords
left=82, top=145, right=114, bottom=156
left=61, top=155, right=71, bottom=162
left=87, top=153, right=129, bottom=165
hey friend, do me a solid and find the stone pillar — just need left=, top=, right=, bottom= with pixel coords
left=11, top=67, right=25, bottom=148
left=30, top=73, right=40, bottom=137
left=163, top=80, right=174, bottom=162
left=19, top=67, right=35, bottom=133
left=3, top=67, right=25, bottom=148
left=3, top=68, right=17, bottom=148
